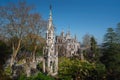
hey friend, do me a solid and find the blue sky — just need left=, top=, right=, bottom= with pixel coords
left=1, top=0, right=120, bottom=44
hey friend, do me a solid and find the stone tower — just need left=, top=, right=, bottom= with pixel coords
left=43, top=5, right=58, bottom=76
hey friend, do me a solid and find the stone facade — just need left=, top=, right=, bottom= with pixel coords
left=56, top=31, right=81, bottom=57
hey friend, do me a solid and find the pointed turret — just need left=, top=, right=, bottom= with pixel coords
left=46, top=5, right=54, bottom=46
left=48, top=5, right=54, bottom=30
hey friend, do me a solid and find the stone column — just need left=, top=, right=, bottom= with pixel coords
left=43, top=59, right=45, bottom=73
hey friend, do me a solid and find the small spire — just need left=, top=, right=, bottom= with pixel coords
left=48, top=4, right=53, bottom=30
left=49, top=5, right=52, bottom=18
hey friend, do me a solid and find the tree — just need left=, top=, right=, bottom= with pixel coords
left=82, top=34, right=91, bottom=48
left=104, top=28, right=117, bottom=44
left=101, top=27, right=120, bottom=79
left=0, top=1, right=33, bottom=66
left=23, top=13, right=46, bottom=62
left=90, top=36, right=100, bottom=62
left=82, top=34, right=91, bottom=61
left=0, top=1, right=46, bottom=66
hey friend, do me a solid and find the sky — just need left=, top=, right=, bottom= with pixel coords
left=0, top=0, right=120, bottom=44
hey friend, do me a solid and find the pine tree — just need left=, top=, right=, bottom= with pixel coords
left=101, top=27, right=120, bottom=79
left=90, top=36, right=99, bottom=62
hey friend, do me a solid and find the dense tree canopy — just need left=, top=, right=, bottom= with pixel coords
left=59, top=57, right=106, bottom=80
left=101, top=27, right=120, bottom=79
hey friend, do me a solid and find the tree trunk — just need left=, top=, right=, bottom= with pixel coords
left=32, top=45, right=37, bottom=62
left=10, top=39, right=21, bottom=67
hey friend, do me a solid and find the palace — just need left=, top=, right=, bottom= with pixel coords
left=43, top=6, right=81, bottom=76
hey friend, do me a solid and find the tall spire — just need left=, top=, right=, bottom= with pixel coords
left=48, top=4, right=53, bottom=30
left=49, top=4, right=52, bottom=20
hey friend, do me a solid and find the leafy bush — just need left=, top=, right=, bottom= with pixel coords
left=18, top=72, right=55, bottom=80
left=58, top=57, right=106, bottom=80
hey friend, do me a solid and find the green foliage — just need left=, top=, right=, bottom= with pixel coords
left=0, top=70, right=12, bottom=80
left=83, top=36, right=100, bottom=62
left=58, top=57, right=73, bottom=79
left=101, top=26, right=120, bottom=79
left=90, top=63, right=106, bottom=80
left=34, top=72, right=55, bottom=80
left=90, top=36, right=100, bottom=62
left=58, top=57, right=106, bottom=80
left=37, top=62, right=43, bottom=71
left=18, top=72, right=55, bottom=80
left=104, top=28, right=117, bottom=43
left=90, top=36, right=97, bottom=54
left=4, top=65, right=12, bottom=76
left=18, top=74, right=26, bottom=80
